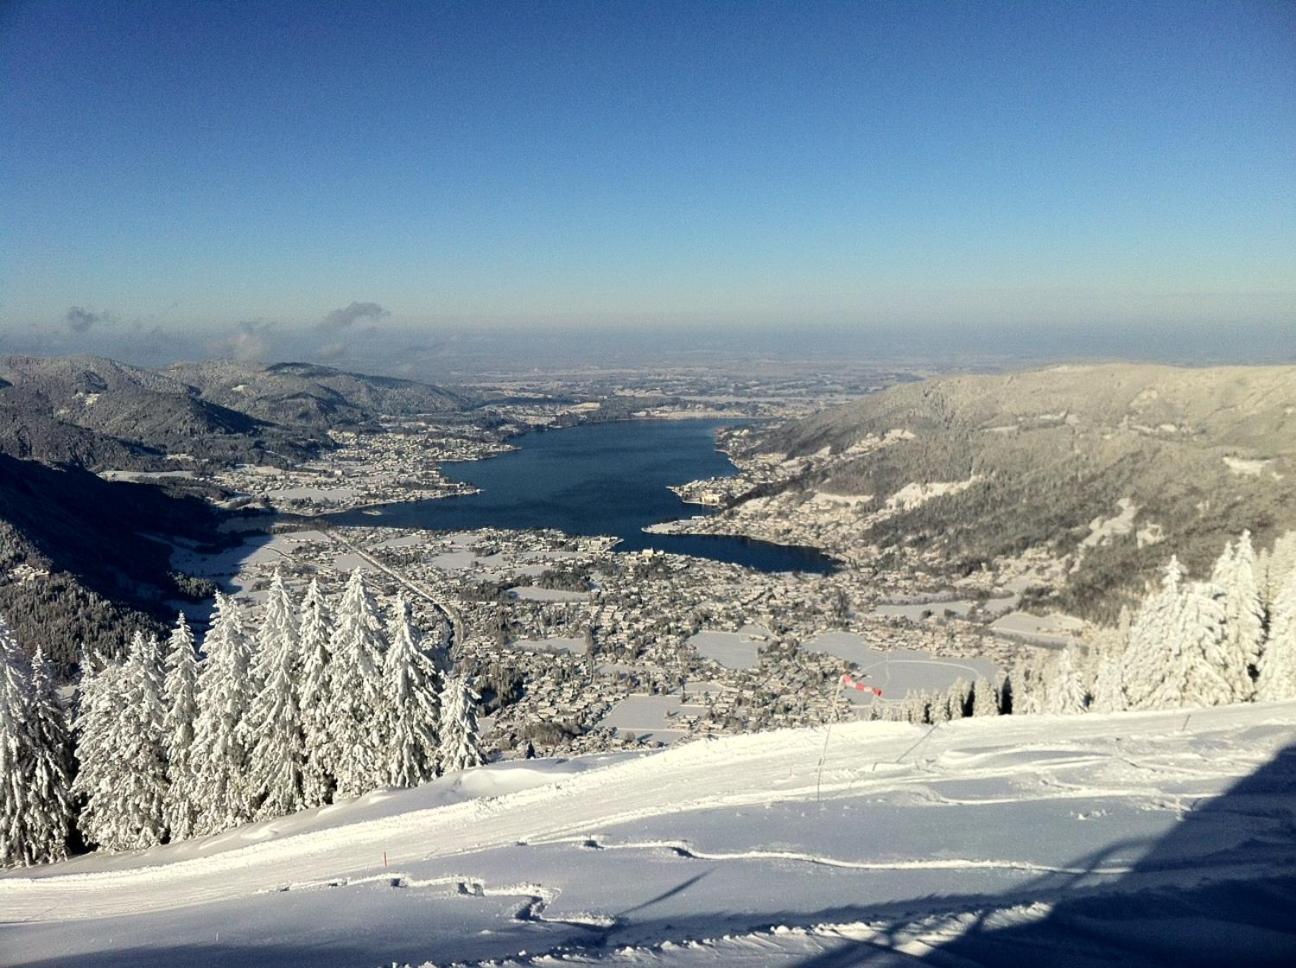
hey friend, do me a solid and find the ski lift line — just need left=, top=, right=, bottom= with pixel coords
left=815, top=674, right=847, bottom=803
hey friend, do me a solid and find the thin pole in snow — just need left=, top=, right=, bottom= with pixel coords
left=816, top=676, right=846, bottom=803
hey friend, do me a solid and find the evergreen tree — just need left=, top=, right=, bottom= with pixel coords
left=1012, top=654, right=1047, bottom=715
left=23, top=646, right=72, bottom=864
left=902, top=691, right=931, bottom=724
left=971, top=677, right=999, bottom=716
left=382, top=594, right=442, bottom=787
left=439, top=673, right=484, bottom=772
left=190, top=593, right=257, bottom=833
left=1260, top=531, right=1296, bottom=612
left=0, top=617, right=35, bottom=867
left=945, top=678, right=970, bottom=719
left=327, top=569, right=389, bottom=798
left=1211, top=533, right=1264, bottom=696
left=1258, top=569, right=1296, bottom=701
left=246, top=572, right=306, bottom=818
left=71, top=646, right=123, bottom=851
left=1123, top=558, right=1187, bottom=710
left=75, top=632, right=168, bottom=850
left=161, top=613, right=201, bottom=841
left=1089, top=629, right=1127, bottom=714
left=297, top=578, right=334, bottom=807
left=1174, top=580, right=1242, bottom=708
left=1044, top=646, right=1087, bottom=714
left=124, top=632, right=168, bottom=845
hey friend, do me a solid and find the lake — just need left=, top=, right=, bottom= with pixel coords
left=326, top=419, right=835, bottom=574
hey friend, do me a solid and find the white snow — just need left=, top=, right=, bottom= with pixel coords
left=808, top=491, right=874, bottom=507
left=3, top=703, right=1294, bottom=967
left=598, top=693, right=709, bottom=743
left=1080, top=497, right=1139, bottom=548
left=990, top=610, right=1086, bottom=647
left=686, top=625, right=769, bottom=669
left=884, top=476, right=979, bottom=513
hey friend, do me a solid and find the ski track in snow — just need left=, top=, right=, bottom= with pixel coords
left=523, top=835, right=1140, bottom=877
left=2, top=702, right=1295, bottom=966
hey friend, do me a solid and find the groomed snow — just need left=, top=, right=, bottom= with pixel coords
left=3, top=703, right=1294, bottom=967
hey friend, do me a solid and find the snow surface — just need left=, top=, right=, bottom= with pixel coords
left=686, top=625, right=769, bottom=670
left=3, top=704, right=1295, bottom=967
left=598, top=693, right=709, bottom=744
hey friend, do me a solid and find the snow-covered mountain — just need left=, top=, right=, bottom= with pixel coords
left=3, top=701, right=1294, bottom=967
left=750, top=363, right=1296, bottom=621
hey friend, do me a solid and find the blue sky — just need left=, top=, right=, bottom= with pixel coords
left=1, top=0, right=1292, bottom=358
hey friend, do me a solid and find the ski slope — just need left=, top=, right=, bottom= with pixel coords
left=3, top=703, right=1295, bottom=967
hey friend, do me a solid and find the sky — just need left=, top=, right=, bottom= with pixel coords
left=1, top=0, right=1293, bottom=368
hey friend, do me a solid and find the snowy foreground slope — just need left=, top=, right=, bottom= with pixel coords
left=4, top=705, right=1296, bottom=967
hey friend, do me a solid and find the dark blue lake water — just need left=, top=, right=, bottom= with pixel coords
left=327, top=419, right=835, bottom=574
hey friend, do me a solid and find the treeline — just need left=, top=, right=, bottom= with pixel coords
left=0, top=568, right=484, bottom=867
left=1018, top=532, right=1296, bottom=715
left=867, top=531, right=1296, bottom=725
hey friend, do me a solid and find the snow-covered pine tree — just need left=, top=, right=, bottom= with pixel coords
left=945, top=678, right=970, bottom=719
left=71, top=645, right=122, bottom=851
left=1257, top=568, right=1296, bottom=701
left=438, top=673, right=484, bottom=773
left=327, top=569, right=390, bottom=798
left=928, top=689, right=949, bottom=722
left=1088, top=625, right=1128, bottom=713
left=75, top=632, right=169, bottom=851
left=0, top=616, right=35, bottom=867
left=1175, top=579, right=1244, bottom=708
left=902, top=691, right=931, bottom=725
left=124, top=632, right=168, bottom=846
left=1123, top=557, right=1187, bottom=710
left=1043, top=646, right=1087, bottom=714
left=190, top=592, right=257, bottom=834
left=1212, top=532, right=1264, bottom=697
left=245, top=571, right=306, bottom=818
left=971, top=677, right=999, bottom=716
left=1011, top=653, right=1046, bottom=715
left=161, top=613, right=201, bottom=841
left=382, top=594, right=442, bottom=787
left=22, top=646, right=72, bottom=864
left=297, top=578, right=334, bottom=807
left=1259, top=531, right=1296, bottom=613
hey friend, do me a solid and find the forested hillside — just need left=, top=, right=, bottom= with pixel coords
left=164, top=360, right=477, bottom=429
left=0, top=355, right=477, bottom=470
left=0, top=455, right=227, bottom=666
left=754, top=364, right=1296, bottom=618
left=0, top=355, right=320, bottom=468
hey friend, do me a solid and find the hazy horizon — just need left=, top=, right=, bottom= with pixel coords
left=2, top=317, right=1293, bottom=380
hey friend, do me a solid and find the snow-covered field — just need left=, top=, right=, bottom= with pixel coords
left=687, top=625, right=770, bottom=669
left=3, top=703, right=1295, bottom=967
